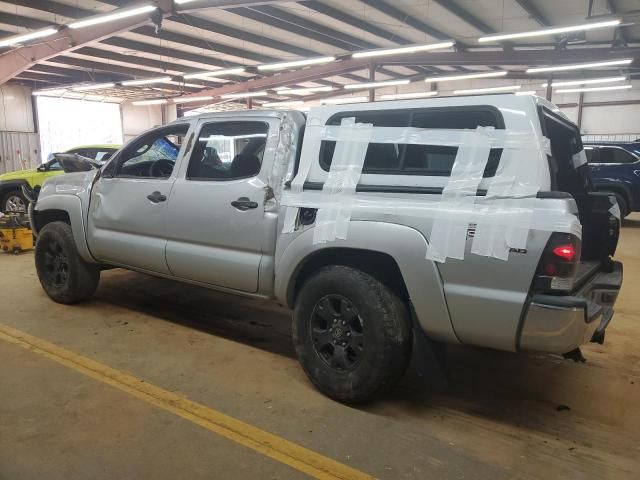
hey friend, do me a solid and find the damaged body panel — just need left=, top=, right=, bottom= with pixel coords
left=31, top=96, right=622, bottom=403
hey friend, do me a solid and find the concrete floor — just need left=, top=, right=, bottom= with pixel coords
left=1, top=217, right=640, bottom=479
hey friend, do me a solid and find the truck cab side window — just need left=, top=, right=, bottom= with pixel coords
left=187, top=121, right=269, bottom=181
left=598, top=147, right=637, bottom=164
left=116, top=124, right=189, bottom=179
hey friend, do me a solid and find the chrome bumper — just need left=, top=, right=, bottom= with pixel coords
left=519, top=261, right=622, bottom=354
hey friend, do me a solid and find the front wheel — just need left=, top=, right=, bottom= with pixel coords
left=293, top=265, right=412, bottom=403
left=35, top=221, right=100, bottom=304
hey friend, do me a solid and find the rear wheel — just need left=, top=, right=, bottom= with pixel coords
left=293, top=265, right=412, bottom=403
left=35, top=221, right=100, bottom=304
left=2, top=190, right=27, bottom=213
left=613, top=193, right=629, bottom=218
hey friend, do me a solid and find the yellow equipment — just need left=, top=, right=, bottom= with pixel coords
left=0, top=213, right=33, bottom=254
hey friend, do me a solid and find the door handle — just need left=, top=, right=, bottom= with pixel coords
left=231, top=197, right=259, bottom=211
left=147, top=191, right=167, bottom=203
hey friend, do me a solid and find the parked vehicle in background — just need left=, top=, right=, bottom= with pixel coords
left=0, top=144, right=120, bottom=213
left=30, top=95, right=622, bottom=403
left=584, top=141, right=640, bottom=218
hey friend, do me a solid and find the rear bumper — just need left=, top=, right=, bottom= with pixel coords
left=518, top=261, right=622, bottom=354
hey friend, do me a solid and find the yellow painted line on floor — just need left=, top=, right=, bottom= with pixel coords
left=0, top=324, right=374, bottom=480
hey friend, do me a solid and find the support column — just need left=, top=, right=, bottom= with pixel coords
left=368, top=62, right=376, bottom=102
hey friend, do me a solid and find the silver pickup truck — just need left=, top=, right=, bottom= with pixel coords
left=31, top=94, right=622, bottom=403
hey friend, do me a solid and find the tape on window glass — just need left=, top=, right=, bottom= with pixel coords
left=280, top=120, right=573, bottom=262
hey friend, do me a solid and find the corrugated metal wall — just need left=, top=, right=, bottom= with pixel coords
left=582, top=133, right=640, bottom=143
left=0, top=131, right=41, bottom=175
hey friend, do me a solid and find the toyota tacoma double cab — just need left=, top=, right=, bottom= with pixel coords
left=31, top=95, right=622, bottom=403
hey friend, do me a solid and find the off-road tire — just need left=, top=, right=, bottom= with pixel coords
left=35, top=221, right=100, bottom=304
left=293, top=265, right=412, bottom=403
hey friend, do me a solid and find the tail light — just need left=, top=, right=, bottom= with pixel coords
left=533, top=233, right=581, bottom=293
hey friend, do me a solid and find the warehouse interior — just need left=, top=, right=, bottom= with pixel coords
left=0, top=1, right=639, bottom=479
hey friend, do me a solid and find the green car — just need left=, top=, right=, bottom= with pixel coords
left=0, top=144, right=120, bottom=213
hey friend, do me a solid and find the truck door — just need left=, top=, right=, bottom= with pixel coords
left=86, top=123, right=192, bottom=274
left=164, top=118, right=278, bottom=293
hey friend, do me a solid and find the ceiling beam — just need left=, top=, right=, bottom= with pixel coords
left=606, top=0, right=628, bottom=46
left=0, top=3, right=171, bottom=84
left=358, top=0, right=453, bottom=42
left=175, top=45, right=639, bottom=100
left=430, top=0, right=495, bottom=34
left=514, top=0, right=552, bottom=26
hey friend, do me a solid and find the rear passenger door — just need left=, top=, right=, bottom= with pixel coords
left=164, top=118, right=277, bottom=293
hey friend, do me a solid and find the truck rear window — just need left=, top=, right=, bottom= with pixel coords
left=320, top=106, right=504, bottom=176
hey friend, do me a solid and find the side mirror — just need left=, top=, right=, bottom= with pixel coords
left=37, top=164, right=46, bottom=172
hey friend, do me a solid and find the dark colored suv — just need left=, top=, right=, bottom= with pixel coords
left=584, top=141, right=640, bottom=217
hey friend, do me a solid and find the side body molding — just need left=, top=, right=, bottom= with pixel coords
left=274, top=220, right=459, bottom=344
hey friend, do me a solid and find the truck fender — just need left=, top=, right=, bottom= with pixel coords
left=275, top=221, right=459, bottom=344
left=34, top=194, right=95, bottom=263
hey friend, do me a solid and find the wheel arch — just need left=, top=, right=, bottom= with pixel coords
left=275, top=221, right=458, bottom=344
left=34, top=194, right=95, bottom=263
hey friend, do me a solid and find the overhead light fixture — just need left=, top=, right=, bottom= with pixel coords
left=514, top=91, right=538, bottom=96
left=262, top=100, right=305, bottom=108
left=175, top=0, right=198, bottom=3
left=526, top=59, right=633, bottom=74
left=352, top=41, right=455, bottom=59
left=183, top=67, right=246, bottom=79
left=344, top=79, right=411, bottom=90
left=424, top=70, right=508, bottom=83
left=275, top=86, right=334, bottom=95
left=543, top=76, right=627, bottom=88
left=258, top=56, right=336, bottom=71
left=172, top=96, right=214, bottom=104
left=32, top=88, right=67, bottom=96
left=380, top=91, right=438, bottom=100
left=132, top=99, right=168, bottom=106
left=453, top=85, right=522, bottom=95
left=0, top=28, right=58, bottom=48
left=69, top=5, right=156, bottom=29
left=479, top=19, right=621, bottom=43
left=320, top=96, right=368, bottom=105
left=220, top=91, right=269, bottom=99
left=72, top=82, right=116, bottom=91
left=555, top=84, right=632, bottom=94
left=121, top=76, right=172, bottom=86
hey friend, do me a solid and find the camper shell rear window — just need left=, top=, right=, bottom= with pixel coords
left=320, top=106, right=505, bottom=177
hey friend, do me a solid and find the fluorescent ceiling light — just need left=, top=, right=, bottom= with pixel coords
left=175, top=0, right=197, bottom=3
left=453, top=85, right=522, bottom=95
left=132, top=99, right=167, bottom=106
left=353, top=41, right=455, bottom=59
left=0, top=28, right=58, bottom=48
left=514, top=91, right=538, bottom=96
left=172, top=96, right=214, bottom=104
left=121, top=76, right=172, bottom=86
left=183, top=68, right=246, bottom=79
left=344, top=79, right=411, bottom=90
left=380, top=91, right=438, bottom=100
left=69, top=5, right=156, bottom=29
left=543, top=76, right=627, bottom=88
left=555, top=84, right=632, bottom=94
left=424, top=70, right=508, bottom=83
left=258, top=56, right=335, bottom=71
left=275, top=86, right=334, bottom=95
left=262, top=100, right=305, bottom=108
left=526, top=59, right=632, bottom=74
left=220, top=91, right=269, bottom=99
left=72, top=83, right=116, bottom=91
left=32, top=88, right=67, bottom=96
left=479, top=19, right=621, bottom=43
left=320, top=96, right=368, bottom=105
